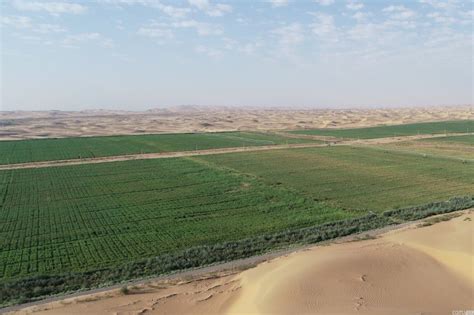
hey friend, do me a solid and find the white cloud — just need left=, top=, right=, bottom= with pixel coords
left=63, top=32, right=113, bottom=48
left=270, top=23, right=307, bottom=64
left=137, top=26, right=173, bottom=39
left=347, top=22, right=378, bottom=40
left=2, top=16, right=66, bottom=34
left=137, top=19, right=223, bottom=40
left=383, top=5, right=416, bottom=20
left=99, top=0, right=190, bottom=19
left=12, top=0, right=87, bottom=15
left=239, top=41, right=263, bottom=55
left=315, top=0, right=335, bottom=6
left=273, top=23, right=304, bottom=45
left=172, top=19, right=223, bottom=36
left=35, top=23, right=66, bottom=34
left=158, top=4, right=191, bottom=18
left=195, top=44, right=222, bottom=57
left=188, top=0, right=232, bottom=17
left=64, top=32, right=100, bottom=43
left=310, top=13, right=337, bottom=39
left=426, top=12, right=457, bottom=24
left=1, top=15, right=32, bottom=29
left=116, top=20, right=125, bottom=30
left=268, top=0, right=289, bottom=8
left=352, top=11, right=371, bottom=22
left=418, top=0, right=458, bottom=10
left=346, top=0, right=364, bottom=10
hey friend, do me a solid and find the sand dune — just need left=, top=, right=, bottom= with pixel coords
left=1, top=105, right=472, bottom=140
left=10, top=211, right=473, bottom=315
left=228, top=225, right=473, bottom=314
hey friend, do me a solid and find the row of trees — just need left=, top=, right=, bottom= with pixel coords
left=1, top=195, right=472, bottom=306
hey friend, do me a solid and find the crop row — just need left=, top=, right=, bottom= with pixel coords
left=199, top=145, right=474, bottom=211
left=290, top=120, right=474, bottom=139
left=0, top=157, right=350, bottom=280
left=0, top=131, right=315, bottom=165
left=2, top=196, right=472, bottom=307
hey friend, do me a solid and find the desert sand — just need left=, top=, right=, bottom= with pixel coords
left=11, top=211, right=473, bottom=315
left=1, top=105, right=472, bottom=140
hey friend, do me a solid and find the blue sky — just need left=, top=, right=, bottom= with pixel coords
left=1, top=0, right=472, bottom=110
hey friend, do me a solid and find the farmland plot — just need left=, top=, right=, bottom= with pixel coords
left=0, top=157, right=348, bottom=280
left=376, top=135, right=474, bottom=160
left=421, top=134, right=474, bottom=146
left=290, top=120, right=473, bottom=139
left=0, top=131, right=316, bottom=165
left=199, top=146, right=474, bottom=211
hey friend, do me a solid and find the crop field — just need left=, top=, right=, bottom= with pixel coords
left=0, top=157, right=350, bottom=280
left=1, top=125, right=473, bottom=306
left=0, top=131, right=316, bottom=165
left=199, top=146, right=474, bottom=211
left=421, top=134, right=474, bottom=145
left=290, top=120, right=473, bottom=139
left=378, top=135, right=474, bottom=160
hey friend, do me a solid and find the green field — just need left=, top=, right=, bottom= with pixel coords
left=1, top=146, right=472, bottom=283
left=0, top=157, right=349, bottom=280
left=1, top=130, right=473, bottom=306
left=421, top=134, right=474, bottom=145
left=290, top=120, right=473, bottom=139
left=199, top=146, right=474, bottom=211
left=378, top=135, right=474, bottom=160
left=0, top=131, right=315, bottom=165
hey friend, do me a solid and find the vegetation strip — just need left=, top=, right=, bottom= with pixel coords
left=1, top=196, right=472, bottom=307
left=2, top=132, right=472, bottom=171
left=0, top=131, right=317, bottom=165
left=199, top=145, right=474, bottom=211
left=0, top=142, right=325, bottom=171
left=290, top=120, right=474, bottom=139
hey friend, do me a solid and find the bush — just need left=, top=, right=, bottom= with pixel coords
left=120, top=286, right=129, bottom=295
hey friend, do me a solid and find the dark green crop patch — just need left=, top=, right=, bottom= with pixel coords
left=290, top=120, right=473, bottom=139
left=0, top=131, right=317, bottom=165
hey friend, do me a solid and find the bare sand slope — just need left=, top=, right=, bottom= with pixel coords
left=228, top=214, right=473, bottom=315
left=11, top=212, right=473, bottom=315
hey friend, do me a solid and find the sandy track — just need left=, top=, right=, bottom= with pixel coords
left=1, top=132, right=472, bottom=171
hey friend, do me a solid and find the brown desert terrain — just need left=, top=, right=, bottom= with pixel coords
left=10, top=211, right=473, bottom=315
left=1, top=105, right=472, bottom=140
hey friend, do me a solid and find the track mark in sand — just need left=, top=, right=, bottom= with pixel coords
left=137, top=307, right=153, bottom=315
left=197, top=294, right=214, bottom=302
left=354, top=296, right=366, bottom=311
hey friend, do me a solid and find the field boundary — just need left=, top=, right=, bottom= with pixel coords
left=1, top=132, right=472, bottom=171
left=0, top=142, right=325, bottom=170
